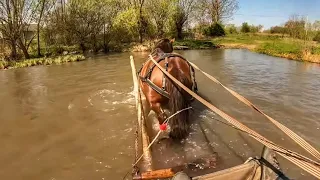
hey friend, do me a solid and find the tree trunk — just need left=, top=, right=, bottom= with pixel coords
left=10, top=40, right=18, bottom=60
left=103, top=24, right=109, bottom=53
left=138, top=19, right=143, bottom=43
left=138, top=5, right=144, bottom=43
left=37, top=0, right=46, bottom=57
left=92, top=35, right=98, bottom=53
left=37, top=23, right=41, bottom=57
left=80, top=43, right=86, bottom=53
left=18, top=39, right=30, bottom=59
left=176, top=24, right=183, bottom=39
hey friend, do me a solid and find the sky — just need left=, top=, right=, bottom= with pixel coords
left=228, top=0, right=320, bottom=29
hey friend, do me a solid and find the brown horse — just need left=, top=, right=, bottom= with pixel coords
left=138, top=38, right=197, bottom=140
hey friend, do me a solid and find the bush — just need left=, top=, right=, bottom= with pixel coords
left=241, top=22, right=250, bottom=33
left=203, top=23, right=225, bottom=37
left=313, top=31, right=320, bottom=42
left=227, top=25, right=238, bottom=34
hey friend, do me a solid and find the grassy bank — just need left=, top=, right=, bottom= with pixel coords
left=212, top=34, right=320, bottom=63
left=5, top=34, right=317, bottom=70
left=173, top=39, right=216, bottom=49
left=0, top=54, right=85, bottom=70
left=127, top=34, right=320, bottom=64
left=126, top=39, right=217, bottom=52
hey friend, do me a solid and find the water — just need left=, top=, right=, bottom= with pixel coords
left=0, top=49, right=319, bottom=179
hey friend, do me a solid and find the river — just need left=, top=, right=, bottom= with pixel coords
left=0, top=49, right=319, bottom=180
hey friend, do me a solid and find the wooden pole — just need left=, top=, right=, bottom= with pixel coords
left=132, top=154, right=217, bottom=180
left=130, top=55, right=153, bottom=171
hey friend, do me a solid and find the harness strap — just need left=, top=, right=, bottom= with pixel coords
left=162, top=57, right=169, bottom=90
left=145, top=78, right=170, bottom=99
left=138, top=52, right=197, bottom=99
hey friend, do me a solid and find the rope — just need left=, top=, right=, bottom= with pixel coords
left=148, top=55, right=320, bottom=179
left=198, top=114, right=320, bottom=167
left=187, top=60, right=320, bottom=161
left=131, top=107, right=192, bottom=168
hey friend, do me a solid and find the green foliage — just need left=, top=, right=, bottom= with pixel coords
left=239, top=22, right=262, bottom=33
left=249, top=24, right=263, bottom=33
left=241, top=22, right=250, bottom=33
left=284, top=17, right=306, bottom=39
left=146, top=0, right=174, bottom=37
left=112, top=8, right=139, bottom=42
left=0, top=55, right=85, bottom=69
left=270, top=26, right=287, bottom=34
left=174, top=39, right=215, bottom=49
left=226, top=24, right=238, bottom=34
left=313, top=31, right=320, bottom=42
left=203, top=23, right=225, bottom=37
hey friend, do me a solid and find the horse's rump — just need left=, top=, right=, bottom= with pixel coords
left=138, top=50, right=197, bottom=140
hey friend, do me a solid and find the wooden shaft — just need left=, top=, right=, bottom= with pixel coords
left=133, top=168, right=176, bottom=180
left=130, top=56, right=153, bottom=171
left=133, top=154, right=217, bottom=180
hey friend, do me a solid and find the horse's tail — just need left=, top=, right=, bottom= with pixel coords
left=166, top=66, right=192, bottom=140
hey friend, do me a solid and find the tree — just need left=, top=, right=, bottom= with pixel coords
left=0, top=0, right=38, bottom=59
left=241, top=22, right=250, bottom=33
left=146, top=0, right=173, bottom=37
left=171, top=0, right=196, bottom=39
left=63, top=0, right=106, bottom=52
left=257, top=25, right=263, bottom=32
left=112, top=7, right=139, bottom=42
left=313, top=20, right=320, bottom=31
left=203, top=23, right=225, bottom=36
left=313, top=31, right=320, bottom=42
left=270, top=26, right=286, bottom=35
left=248, top=24, right=263, bottom=33
left=284, top=15, right=306, bottom=39
left=35, top=0, right=55, bottom=57
left=225, top=24, right=237, bottom=34
left=126, top=0, right=146, bottom=43
left=101, top=0, right=123, bottom=52
left=198, top=0, right=239, bottom=24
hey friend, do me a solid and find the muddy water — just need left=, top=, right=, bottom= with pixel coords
left=0, top=49, right=319, bottom=180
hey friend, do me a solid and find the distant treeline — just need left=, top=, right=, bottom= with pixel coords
left=267, top=15, right=320, bottom=41
left=0, top=0, right=239, bottom=60
left=1, top=0, right=319, bottom=62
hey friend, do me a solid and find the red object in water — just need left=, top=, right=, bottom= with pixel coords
left=160, top=123, right=167, bottom=131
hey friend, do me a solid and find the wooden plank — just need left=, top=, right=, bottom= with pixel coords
left=130, top=55, right=153, bottom=171
left=133, top=154, right=217, bottom=180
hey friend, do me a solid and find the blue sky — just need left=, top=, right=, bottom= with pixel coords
left=228, top=0, right=320, bottom=29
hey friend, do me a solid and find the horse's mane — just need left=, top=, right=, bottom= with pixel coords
left=151, top=38, right=173, bottom=55
left=150, top=48, right=165, bottom=57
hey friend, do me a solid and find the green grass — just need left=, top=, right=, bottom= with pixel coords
left=311, top=46, right=320, bottom=54
left=211, top=33, right=320, bottom=63
left=173, top=39, right=216, bottom=49
left=0, top=54, right=85, bottom=70
left=28, top=45, right=80, bottom=58
left=256, top=41, right=302, bottom=55
left=212, top=33, right=283, bottom=45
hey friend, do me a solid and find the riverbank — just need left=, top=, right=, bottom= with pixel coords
left=0, top=54, right=85, bottom=70
left=129, top=35, right=320, bottom=64
left=2, top=34, right=319, bottom=70
left=212, top=34, right=320, bottom=63
left=116, top=36, right=320, bottom=63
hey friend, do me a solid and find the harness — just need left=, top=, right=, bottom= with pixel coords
left=138, top=52, right=198, bottom=99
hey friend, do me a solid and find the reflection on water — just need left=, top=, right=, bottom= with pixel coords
left=0, top=50, right=319, bottom=180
